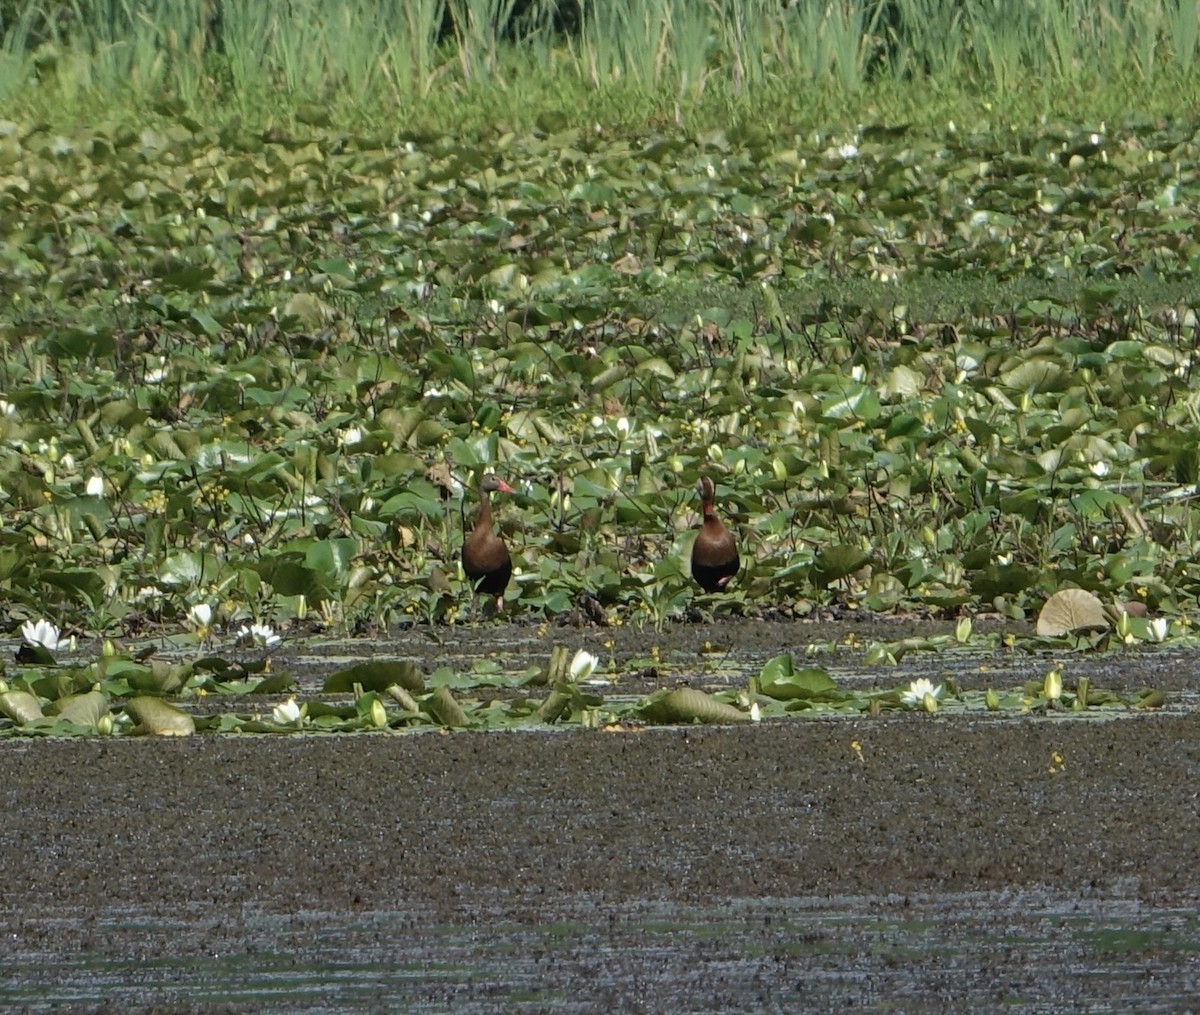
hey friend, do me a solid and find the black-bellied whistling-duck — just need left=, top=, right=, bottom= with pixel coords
left=691, top=476, right=739, bottom=593
left=462, top=473, right=516, bottom=610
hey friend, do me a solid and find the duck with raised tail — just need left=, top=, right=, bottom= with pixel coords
left=691, top=476, right=739, bottom=592
left=462, top=473, right=516, bottom=611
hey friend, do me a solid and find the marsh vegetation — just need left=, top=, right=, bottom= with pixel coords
left=0, top=1, right=1198, bottom=737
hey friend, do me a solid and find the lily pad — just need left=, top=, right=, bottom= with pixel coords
left=323, top=660, right=425, bottom=694
left=637, top=687, right=751, bottom=725
left=0, top=689, right=45, bottom=724
left=758, top=655, right=839, bottom=700
left=1036, top=589, right=1109, bottom=636
left=48, top=689, right=109, bottom=727
left=125, top=697, right=195, bottom=737
left=423, top=686, right=470, bottom=727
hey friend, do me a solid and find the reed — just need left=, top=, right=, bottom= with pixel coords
left=0, top=0, right=1197, bottom=129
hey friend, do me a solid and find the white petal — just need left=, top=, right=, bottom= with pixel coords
left=273, top=697, right=302, bottom=724
left=21, top=619, right=61, bottom=650
left=569, top=649, right=599, bottom=682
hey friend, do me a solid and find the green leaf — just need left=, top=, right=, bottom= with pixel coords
left=637, top=687, right=751, bottom=725
left=423, top=686, right=470, bottom=727
left=49, top=689, right=108, bottom=726
left=811, top=545, right=872, bottom=588
left=125, top=697, right=195, bottom=736
left=305, top=539, right=359, bottom=577
left=758, top=656, right=838, bottom=700
left=0, top=689, right=45, bottom=724
left=323, top=660, right=424, bottom=693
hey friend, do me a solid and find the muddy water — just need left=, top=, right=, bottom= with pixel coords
left=3, top=619, right=1200, bottom=1012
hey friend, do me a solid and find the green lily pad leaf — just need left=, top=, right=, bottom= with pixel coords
left=280, top=292, right=336, bottom=328
left=822, top=384, right=881, bottom=421
left=160, top=265, right=215, bottom=291
left=256, top=560, right=331, bottom=598
left=305, top=701, right=357, bottom=720
left=39, top=328, right=116, bottom=359
left=189, top=310, right=221, bottom=337
left=252, top=672, right=297, bottom=695
left=885, top=412, right=924, bottom=439
left=811, top=544, right=872, bottom=587
left=637, top=687, right=751, bottom=725
left=429, top=665, right=517, bottom=689
left=425, top=350, right=477, bottom=387
left=1036, top=588, right=1109, bottom=636
left=1001, top=358, right=1068, bottom=393
left=970, top=564, right=1036, bottom=600
left=15, top=716, right=103, bottom=737
left=635, top=357, right=675, bottom=380
left=194, top=656, right=248, bottom=679
left=351, top=691, right=389, bottom=728
left=305, top=538, right=358, bottom=577
left=125, top=697, right=195, bottom=736
left=41, top=569, right=106, bottom=602
left=160, top=551, right=223, bottom=587
left=423, top=686, right=470, bottom=727
left=323, top=660, right=424, bottom=693
left=0, top=689, right=45, bottom=724
left=196, top=714, right=253, bottom=733
left=1070, top=489, right=1127, bottom=517
left=16, top=642, right=56, bottom=665
left=49, top=689, right=108, bottom=726
left=882, top=364, right=922, bottom=399
left=27, top=670, right=93, bottom=700
left=119, top=659, right=189, bottom=694
left=1133, top=689, right=1166, bottom=710
left=758, top=655, right=838, bottom=700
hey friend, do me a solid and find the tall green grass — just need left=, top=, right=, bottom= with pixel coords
left=0, top=0, right=1198, bottom=131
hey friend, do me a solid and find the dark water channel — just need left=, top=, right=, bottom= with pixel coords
left=4, top=619, right=1200, bottom=1012
left=6, top=892, right=1199, bottom=1012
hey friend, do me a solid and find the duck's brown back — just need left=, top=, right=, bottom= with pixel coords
left=462, top=502, right=512, bottom=595
left=692, top=516, right=739, bottom=592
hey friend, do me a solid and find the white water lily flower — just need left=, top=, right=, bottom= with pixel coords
left=1148, top=617, right=1170, bottom=643
left=750, top=701, right=762, bottom=723
left=188, top=603, right=215, bottom=642
left=238, top=623, right=282, bottom=648
left=85, top=474, right=104, bottom=497
left=339, top=426, right=363, bottom=448
left=901, top=678, right=944, bottom=708
left=21, top=619, right=62, bottom=651
left=569, top=649, right=600, bottom=683
left=0, top=399, right=16, bottom=416
left=837, top=142, right=859, bottom=159
left=188, top=603, right=213, bottom=629
left=272, top=697, right=302, bottom=725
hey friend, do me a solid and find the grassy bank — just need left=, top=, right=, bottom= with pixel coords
left=0, top=0, right=1198, bottom=133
